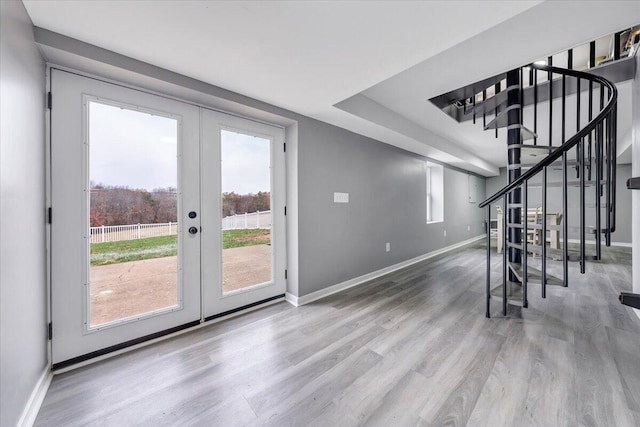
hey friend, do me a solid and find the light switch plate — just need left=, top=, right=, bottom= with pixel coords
left=334, top=192, right=349, bottom=203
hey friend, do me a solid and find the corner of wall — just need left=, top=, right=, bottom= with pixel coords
left=0, top=1, right=49, bottom=426
left=285, top=122, right=300, bottom=299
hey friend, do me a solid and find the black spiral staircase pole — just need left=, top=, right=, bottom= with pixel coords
left=506, top=70, right=522, bottom=283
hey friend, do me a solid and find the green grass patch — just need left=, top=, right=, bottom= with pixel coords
left=91, top=229, right=270, bottom=266
left=91, top=235, right=177, bottom=266
left=222, top=228, right=271, bottom=249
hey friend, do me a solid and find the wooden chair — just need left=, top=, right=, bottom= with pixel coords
left=495, top=206, right=544, bottom=253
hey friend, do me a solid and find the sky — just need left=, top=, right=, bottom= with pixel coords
left=89, top=102, right=271, bottom=194
left=221, top=129, right=270, bottom=194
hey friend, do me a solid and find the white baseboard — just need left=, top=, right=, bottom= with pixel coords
left=287, top=234, right=485, bottom=307
left=18, top=366, right=52, bottom=427
left=285, top=292, right=299, bottom=306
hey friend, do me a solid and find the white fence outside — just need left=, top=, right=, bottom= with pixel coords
left=90, top=210, right=271, bottom=243
left=222, top=210, right=271, bottom=231
left=90, top=222, right=177, bottom=243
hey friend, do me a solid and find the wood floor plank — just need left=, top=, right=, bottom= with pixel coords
left=605, top=326, right=640, bottom=413
left=362, top=369, right=432, bottom=426
left=331, top=323, right=445, bottom=422
left=466, top=322, right=540, bottom=427
left=245, top=323, right=383, bottom=417
left=259, top=349, right=382, bottom=426
left=520, top=334, right=577, bottom=427
left=574, top=328, right=637, bottom=427
left=305, top=402, right=359, bottom=427
left=416, top=332, right=506, bottom=424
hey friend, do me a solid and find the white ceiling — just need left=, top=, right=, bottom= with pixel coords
left=23, top=1, right=640, bottom=176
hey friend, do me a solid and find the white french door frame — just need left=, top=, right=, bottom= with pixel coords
left=50, top=69, right=202, bottom=367
left=46, top=66, right=289, bottom=369
left=201, top=108, right=287, bottom=318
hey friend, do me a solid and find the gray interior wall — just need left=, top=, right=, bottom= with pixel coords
left=486, top=163, right=632, bottom=244
left=0, top=1, right=48, bottom=426
left=298, top=118, right=486, bottom=296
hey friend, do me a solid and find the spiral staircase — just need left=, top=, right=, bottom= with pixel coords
left=434, top=51, right=626, bottom=317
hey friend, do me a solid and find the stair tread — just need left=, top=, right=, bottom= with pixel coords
left=468, top=89, right=509, bottom=116
left=483, top=105, right=517, bottom=130
left=516, top=144, right=555, bottom=155
left=521, top=157, right=596, bottom=168
left=507, top=222, right=563, bottom=230
left=506, top=241, right=574, bottom=261
left=490, top=281, right=524, bottom=307
left=525, top=243, right=562, bottom=256
left=485, top=117, right=537, bottom=140
left=525, top=244, right=600, bottom=262
left=504, top=241, right=564, bottom=260
left=507, top=262, right=565, bottom=286
left=567, top=225, right=611, bottom=233
left=506, top=241, right=523, bottom=250
left=528, top=180, right=607, bottom=188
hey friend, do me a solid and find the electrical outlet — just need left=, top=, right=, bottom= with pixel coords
left=386, top=242, right=391, bottom=252
left=467, top=225, right=470, bottom=231
left=444, top=230, right=447, bottom=237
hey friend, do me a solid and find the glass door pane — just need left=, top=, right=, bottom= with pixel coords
left=220, top=130, right=272, bottom=294
left=88, top=101, right=179, bottom=327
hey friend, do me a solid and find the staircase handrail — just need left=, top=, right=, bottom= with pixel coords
left=479, top=63, right=617, bottom=208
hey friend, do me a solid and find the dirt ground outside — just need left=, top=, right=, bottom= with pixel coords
left=90, top=244, right=271, bottom=326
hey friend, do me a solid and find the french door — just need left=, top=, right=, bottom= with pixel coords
left=201, top=109, right=286, bottom=318
left=50, top=69, right=285, bottom=367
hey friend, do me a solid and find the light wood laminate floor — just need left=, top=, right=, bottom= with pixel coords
left=35, top=242, right=640, bottom=426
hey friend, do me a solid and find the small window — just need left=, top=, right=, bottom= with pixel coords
left=426, top=162, right=444, bottom=224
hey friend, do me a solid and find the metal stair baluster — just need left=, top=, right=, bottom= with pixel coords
left=486, top=205, right=491, bottom=318
left=503, top=194, right=508, bottom=316
left=562, top=73, right=566, bottom=144
left=611, top=104, right=617, bottom=233
left=606, top=106, right=612, bottom=246
left=580, top=138, right=586, bottom=273
left=596, top=123, right=602, bottom=260
left=542, top=166, right=548, bottom=297
left=562, top=150, right=569, bottom=286
left=482, top=89, right=487, bottom=128
left=548, top=58, right=553, bottom=148
left=576, top=78, right=581, bottom=178
left=473, top=94, right=476, bottom=124
left=588, top=80, right=593, bottom=181
left=534, top=68, right=538, bottom=145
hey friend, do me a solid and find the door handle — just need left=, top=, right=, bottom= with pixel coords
left=188, top=226, right=198, bottom=235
